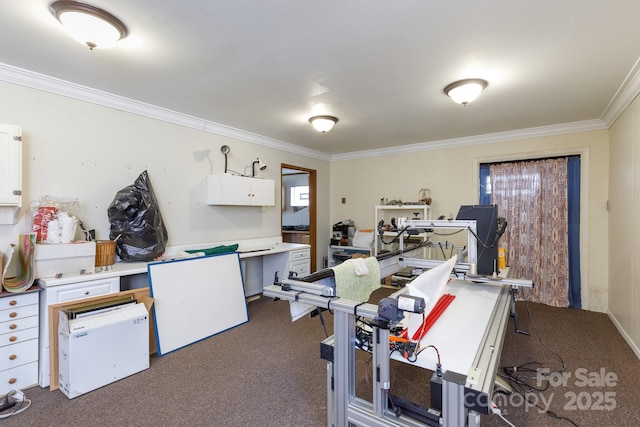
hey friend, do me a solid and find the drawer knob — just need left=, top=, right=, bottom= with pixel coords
left=9, top=354, right=16, bottom=361
left=85, top=291, right=90, bottom=295
left=9, top=324, right=17, bottom=330
left=9, top=312, right=17, bottom=318
left=9, top=336, right=17, bottom=342
left=9, top=300, right=17, bottom=306
left=8, top=378, right=16, bottom=385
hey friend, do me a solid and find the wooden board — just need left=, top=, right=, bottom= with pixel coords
left=148, top=252, right=248, bottom=356
left=48, top=287, right=155, bottom=391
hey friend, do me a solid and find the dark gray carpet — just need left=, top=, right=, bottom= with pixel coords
left=3, top=289, right=640, bottom=427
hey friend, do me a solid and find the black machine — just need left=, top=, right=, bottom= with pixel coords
left=456, top=205, right=507, bottom=275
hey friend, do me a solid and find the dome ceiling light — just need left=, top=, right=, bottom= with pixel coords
left=444, top=79, right=488, bottom=105
left=309, top=115, right=339, bottom=133
left=50, top=1, right=128, bottom=50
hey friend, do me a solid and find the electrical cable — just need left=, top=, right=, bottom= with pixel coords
left=490, top=403, right=517, bottom=427
left=525, top=300, right=566, bottom=373
left=498, top=412, right=516, bottom=427
left=494, top=301, right=579, bottom=427
left=431, top=229, right=466, bottom=237
left=315, top=308, right=329, bottom=338
left=0, top=390, right=32, bottom=419
left=378, top=225, right=412, bottom=245
left=466, top=226, right=493, bottom=249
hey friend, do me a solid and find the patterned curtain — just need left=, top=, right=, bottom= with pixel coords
left=490, top=158, right=569, bottom=307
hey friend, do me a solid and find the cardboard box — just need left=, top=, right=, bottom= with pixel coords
left=58, top=302, right=149, bottom=399
left=48, top=289, right=155, bottom=391
left=35, top=241, right=96, bottom=279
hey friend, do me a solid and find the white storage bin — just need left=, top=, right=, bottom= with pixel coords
left=35, top=241, right=96, bottom=279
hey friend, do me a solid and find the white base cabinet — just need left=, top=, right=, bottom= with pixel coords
left=0, top=290, right=39, bottom=395
left=37, top=276, right=120, bottom=388
left=289, top=247, right=310, bottom=277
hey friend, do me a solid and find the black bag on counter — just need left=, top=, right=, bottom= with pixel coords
left=108, top=170, right=168, bottom=261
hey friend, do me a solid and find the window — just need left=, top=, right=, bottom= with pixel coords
left=290, top=185, right=309, bottom=207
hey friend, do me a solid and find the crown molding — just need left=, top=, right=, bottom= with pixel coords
left=0, top=62, right=330, bottom=161
left=601, top=56, right=640, bottom=126
left=331, top=119, right=608, bottom=161
left=2, top=59, right=638, bottom=164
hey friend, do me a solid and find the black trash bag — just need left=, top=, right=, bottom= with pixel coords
left=108, top=170, right=168, bottom=261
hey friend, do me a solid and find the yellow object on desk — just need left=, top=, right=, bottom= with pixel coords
left=498, top=247, right=506, bottom=270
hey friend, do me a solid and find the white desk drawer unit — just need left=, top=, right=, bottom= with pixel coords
left=38, top=276, right=121, bottom=388
left=0, top=315, right=38, bottom=335
left=289, top=248, right=310, bottom=277
left=0, top=290, right=40, bottom=395
left=0, top=326, right=38, bottom=346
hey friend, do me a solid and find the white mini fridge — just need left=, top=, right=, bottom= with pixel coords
left=58, top=303, right=149, bottom=399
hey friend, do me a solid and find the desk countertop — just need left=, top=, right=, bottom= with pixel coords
left=236, top=241, right=309, bottom=258
left=36, top=238, right=309, bottom=287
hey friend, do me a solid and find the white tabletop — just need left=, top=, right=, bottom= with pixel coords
left=394, top=279, right=506, bottom=376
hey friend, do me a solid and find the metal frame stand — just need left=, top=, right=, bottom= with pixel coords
left=264, top=244, right=528, bottom=427
left=509, top=287, right=530, bottom=335
left=326, top=300, right=429, bottom=427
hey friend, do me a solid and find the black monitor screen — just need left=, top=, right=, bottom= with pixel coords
left=456, top=205, right=498, bottom=275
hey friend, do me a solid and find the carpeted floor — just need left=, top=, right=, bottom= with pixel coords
left=2, top=288, right=639, bottom=426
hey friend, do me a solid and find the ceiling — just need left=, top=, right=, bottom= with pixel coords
left=2, top=1, right=640, bottom=158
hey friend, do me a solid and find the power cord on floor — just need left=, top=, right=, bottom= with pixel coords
left=525, top=300, right=566, bottom=373
left=0, top=389, right=32, bottom=419
left=490, top=402, right=517, bottom=427
left=493, top=301, right=580, bottom=427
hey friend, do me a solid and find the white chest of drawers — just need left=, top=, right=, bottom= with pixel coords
left=0, top=290, right=40, bottom=395
left=289, top=247, right=310, bottom=277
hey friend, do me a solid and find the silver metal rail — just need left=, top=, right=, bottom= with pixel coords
left=263, top=275, right=513, bottom=426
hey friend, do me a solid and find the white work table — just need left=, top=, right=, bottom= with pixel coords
left=264, top=274, right=512, bottom=425
left=392, top=279, right=507, bottom=376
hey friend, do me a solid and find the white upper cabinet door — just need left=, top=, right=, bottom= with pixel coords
left=248, top=176, right=275, bottom=206
left=207, top=174, right=275, bottom=206
left=0, top=124, right=22, bottom=206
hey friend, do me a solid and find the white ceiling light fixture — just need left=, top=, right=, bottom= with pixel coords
left=444, top=78, right=488, bottom=105
left=50, top=1, right=128, bottom=50
left=309, top=115, right=339, bottom=133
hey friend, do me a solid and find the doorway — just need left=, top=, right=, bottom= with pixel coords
left=281, top=164, right=317, bottom=272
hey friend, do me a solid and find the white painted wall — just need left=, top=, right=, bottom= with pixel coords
left=330, top=130, right=610, bottom=312
left=0, top=81, right=330, bottom=269
left=0, top=77, right=614, bottom=318
left=608, top=94, right=640, bottom=358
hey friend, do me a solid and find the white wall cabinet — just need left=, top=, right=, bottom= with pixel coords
left=207, top=174, right=275, bottom=206
left=0, top=124, right=22, bottom=224
left=0, top=290, right=39, bottom=395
